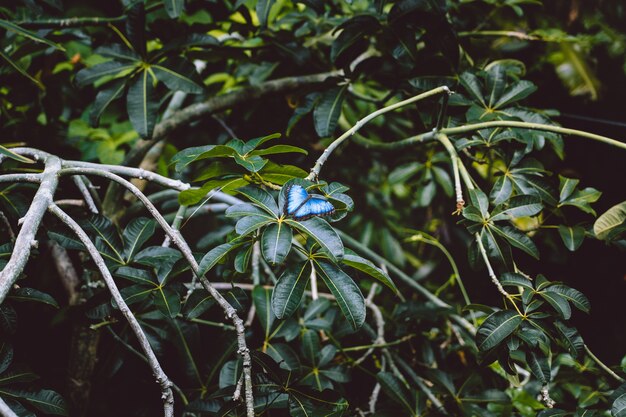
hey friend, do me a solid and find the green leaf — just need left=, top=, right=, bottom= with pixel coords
left=225, top=203, right=267, bottom=218
left=233, top=154, right=268, bottom=172
left=313, top=86, right=347, bottom=137
left=154, top=287, right=181, bottom=318
left=493, top=80, right=537, bottom=109
left=271, top=261, right=311, bottom=319
left=127, top=69, right=159, bottom=138
left=134, top=246, right=183, bottom=284
left=342, top=254, right=398, bottom=294
left=0, top=342, right=13, bottom=374
left=235, top=215, right=273, bottom=237
left=95, top=44, right=140, bottom=62
left=250, top=145, right=308, bottom=156
left=527, top=350, right=551, bottom=384
left=537, top=410, right=568, bottom=417
left=120, top=284, right=153, bottom=305
left=286, top=217, right=344, bottom=262
left=197, top=242, right=243, bottom=276
left=183, top=290, right=215, bottom=319
left=8, top=288, right=59, bottom=308
left=499, top=272, right=534, bottom=291
left=490, top=195, right=542, bottom=221
left=234, top=245, right=252, bottom=273
left=539, top=290, right=571, bottom=319
left=0, top=49, right=45, bottom=90
left=554, top=321, right=584, bottom=358
left=256, top=0, right=276, bottom=27
left=544, top=284, right=590, bottom=313
left=152, top=59, right=203, bottom=93
left=236, top=186, right=280, bottom=217
left=261, top=222, right=293, bottom=265
left=178, top=178, right=249, bottom=205
left=313, top=259, right=365, bottom=331
left=81, top=216, right=124, bottom=263
left=163, top=0, right=184, bottom=18
left=242, top=133, right=281, bottom=154
left=594, top=201, right=626, bottom=241
left=377, top=372, right=415, bottom=414
left=219, top=359, right=242, bottom=389
left=0, top=145, right=34, bottom=164
left=469, top=188, right=490, bottom=218
left=559, top=185, right=602, bottom=216
left=253, top=286, right=275, bottom=339
left=492, top=225, right=539, bottom=259
left=1, top=389, right=68, bottom=416
left=75, top=61, right=135, bottom=87
left=114, top=266, right=157, bottom=285
left=0, top=19, right=64, bottom=50
left=90, top=79, right=127, bottom=126
left=459, top=72, right=486, bottom=106
left=490, top=176, right=513, bottom=206
left=612, top=393, right=626, bottom=417
left=558, top=225, right=585, bottom=251
left=123, top=217, right=156, bottom=262
left=476, top=310, right=523, bottom=351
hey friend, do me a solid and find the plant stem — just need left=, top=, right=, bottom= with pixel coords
left=342, top=335, right=415, bottom=352
left=584, top=344, right=626, bottom=383
left=306, top=86, right=451, bottom=180
left=17, top=16, right=126, bottom=29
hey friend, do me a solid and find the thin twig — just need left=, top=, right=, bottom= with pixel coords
left=49, top=204, right=175, bottom=417
left=0, top=211, right=15, bottom=242
left=584, top=344, right=626, bottom=383
left=306, top=86, right=451, bottom=180
left=73, top=176, right=99, bottom=214
left=48, top=241, right=81, bottom=305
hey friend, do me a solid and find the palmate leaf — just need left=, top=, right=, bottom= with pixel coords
left=492, top=225, right=539, bottom=259
left=123, top=217, right=156, bottom=262
left=0, top=388, right=68, bottom=416
left=558, top=225, right=585, bottom=251
left=134, top=246, right=182, bottom=284
left=285, top=217, right=344, bottom=262
left=342, top=253, right=398, bottom=293
left=234, top=215, right=274, bottom=237
left=256, top=0, right=276, bottom=27
left=261, top=222, right=293, bottom=265
left=544, top=284, right=590, bottom=313
left=127, top=69, right=159, bottom=138
left=476, top=310, right=523, bottom=352
left=0, top=145, right=34, bottom=164
left=197, top=241, right=245, bottom=276
left=271, top=261, right=311, bottom=319
left=154, top=287, right=181, bottom=318
left=90, top=79, right=127, bottom=126
left=313, top=86, right=347, bottom=137
left=75, top=61, right=136, bottom=88
left=0, top=19, right=64, bottom=50
left=152, top=59, right=203, bottom=93
left=237, top=186, right=280, bottom=217
left=313, top=259, right=365, bottom=331
left=252, top=286, right=275, bottom=339
left=8, top=288, right=59, bottom=309
left=377, top=372, right=416, bottom=415
left=539, top=290, right=571, bottom=319
left=81, top=215, right=124, bottom=263
left=612, top=393, right=626, bottom=417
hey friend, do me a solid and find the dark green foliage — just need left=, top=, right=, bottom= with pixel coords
left=0, top=0, right=625, bottom=416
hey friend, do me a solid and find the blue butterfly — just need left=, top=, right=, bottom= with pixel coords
left=284, top=184, right=335, bottom=220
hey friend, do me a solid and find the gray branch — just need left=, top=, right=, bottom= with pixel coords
left=0, top=397, right=18, bottom=417
left=0, top=156, right=61, bottom=303
left=48, top=204, right=175, bottom=417
left=58, top=167, right=255, bottom=417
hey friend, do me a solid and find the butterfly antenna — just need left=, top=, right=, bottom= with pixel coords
left=179, top=187, right=223, bottom=231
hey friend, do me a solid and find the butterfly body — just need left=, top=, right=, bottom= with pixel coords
left=284, top=184, right=335, bottom=220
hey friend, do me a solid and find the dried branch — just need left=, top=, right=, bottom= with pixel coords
left=48, top=203, right=175, bottom=417
left=48, top=241, right=81, bottom=306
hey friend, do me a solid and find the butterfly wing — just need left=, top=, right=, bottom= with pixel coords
left=292, top=196, right=334, bottom=220
left=285, top=185, right=310, bottom=215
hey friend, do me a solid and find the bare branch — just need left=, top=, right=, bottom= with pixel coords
left=48, top=204, right=175, bottom=417
left=0, top=397, right=19, bottom=417
left=58, top=167, right=256, bottom=417
left=73, top=176, right=99, bottom=214
left=0, top=156, right=61, bottom=303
